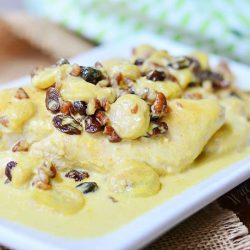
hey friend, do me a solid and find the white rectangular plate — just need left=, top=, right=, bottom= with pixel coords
left=0, top=34, right=250, bottom=250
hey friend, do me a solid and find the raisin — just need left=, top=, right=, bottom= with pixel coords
left=104, top=126, right=122, bottom=143
left=134, top=58, right=144, bottom=65
left=46, top=87, right=60, bottom=114
left=65, top=170, right=89, bottom=182
left=53, top=114, right=82, bottom=135
left=148, top=121, right=168, bottom=136
left=95, top=111, right=109, bottom=126
left=84, top=116, right=103, bottom=133
left=146, top=70, right=166, bottom=81
left=80, top=66, right=103, bottom=84
left=5, top=161, right=17, bottom=181
left=76, top=182, right=99, bottom=194
left=167, top=56, right=193, bottom=70
left=196, top=70, right=230, bottom=89
left=56, top=58, right=70, bottom=65
left=73, top=101, right=87, bottom=116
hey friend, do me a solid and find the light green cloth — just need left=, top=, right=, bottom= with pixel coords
left=25, top=0, right=250, bottom=64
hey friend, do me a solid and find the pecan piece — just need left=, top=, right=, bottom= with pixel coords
left=100, top=98, right=110, bottom=111
left=32, top=167, right=51, bottom=190
left=84, top=116, right=103, bottom=133
left=70, top=64, right=81, bottom=77
left=15, top=88, right=29, bottom=99
left=5, top=161, right=17, bottom=181
left=95, top=111, right=109, bottom=126
left=60, top=101, right=74, bottom=115
left=151, top=92, right=167, bottom=118
left=53, top=114, right=82, bottom=135
left=65, top=170, right=89, bottom=182
left=46, top=87, right=60, bottom=114
left=12, top=140, right=29, bottom=152
left=104, top=126, right=121, bottom=143
left=146, top=70, right=166, bottom=81
left=0, top=116, right=9, bottom=127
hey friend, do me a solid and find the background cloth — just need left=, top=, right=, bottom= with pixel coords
left=25, top=0, right=250, bottom=64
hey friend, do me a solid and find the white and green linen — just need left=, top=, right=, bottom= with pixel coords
left=25, top=0, right=250, bottom=64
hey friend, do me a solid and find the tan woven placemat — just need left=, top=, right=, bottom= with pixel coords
left=0, top=12, right=249, bottom=250
left=145, top=203, right=250, bottom=250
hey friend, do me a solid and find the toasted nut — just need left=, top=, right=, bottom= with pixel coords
left=104, top=125, right=122, bottom=143
left=95, top=111, right=109, bottom=126
left=32, top=167, right=51, bottom=190
left=60, top=101, right=74, bottom=115
left=0, top=116, right=9, bottom=127
left=86, top=98, right=101, bottom=115
left=70, top=64, right=81, bottom=77
left=100, top=98, right=110, bottom=111
left=49, top=164, right=57, bottom=178
left=183, top=92, right=203, bottom=100
left=12, top=140, right=29, bottom=152
left=151, top=92, right=167, bottom=118
left=15, top=88, right=29, bottom=99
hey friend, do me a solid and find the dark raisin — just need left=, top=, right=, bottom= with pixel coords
left=196, top=70, right=230, bottom=89
left=104, top=126, right=122, bottom=143
left=76, top=182, right=98, bottom=194
left=53, top=114, right=82, bottom=135
left=56, top=58, right=70, bottom=65
left=229, top=91, right=242, bottom=99
left=134, top=58, right=144, bottom=66
left=46, top=87, right=60, bottom=113
left=73, top=101, right=87, bottom=116
left=167, top=56, right=192, bottom=70
left=80, top=66, right=103, bottom=84
left=5, top=161, right=17, bottom=181
left=65, top=170, right=89, bottom=182
left=84, top=116, right=103, bottom=133
left=146, top=70, right=166, bottom=81
left=148, top=121, right=168, bottom=136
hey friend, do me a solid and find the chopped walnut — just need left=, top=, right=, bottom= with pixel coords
left=12, top=140, right=29, bottom=152
left=151, top=92, right=167, bottom=118
left=100, top=98, right=110, bottom=111
left=0, top=116, right=9, bottom=127
left=15, top=88, right=29, bottom=99
left=95, top=110, right=109, bottom=126
left=60, top=101, right=74, bottom=115
left=32, top=167, right=51, bottom=190
left=86, top=98, right=101, bottom=115
left=70, top=64, right=81, bottom=77
left=183, top=92, right=203, bottom=100
left=104, top=126, right=121, bottom=143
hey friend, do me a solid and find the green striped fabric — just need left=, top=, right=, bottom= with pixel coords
left=25, top=0, right=250, bottom=64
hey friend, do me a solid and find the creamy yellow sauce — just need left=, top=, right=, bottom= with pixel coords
left=0, top=147, right=249, bottom=238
